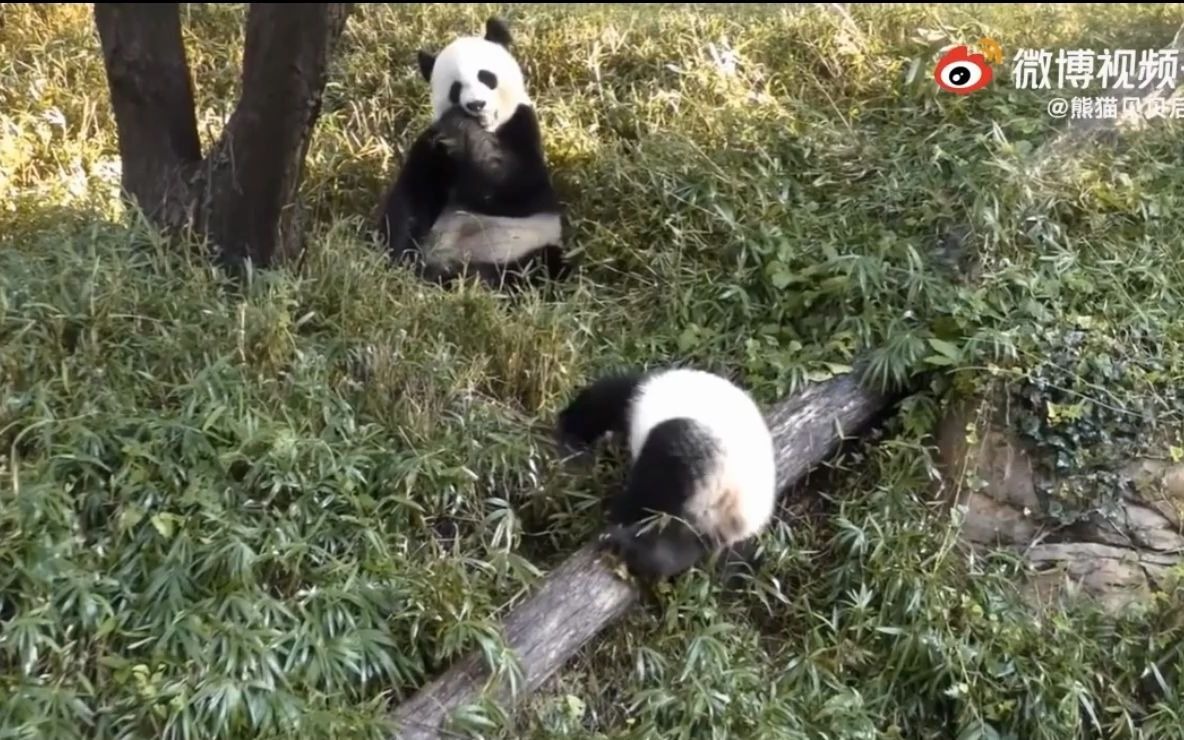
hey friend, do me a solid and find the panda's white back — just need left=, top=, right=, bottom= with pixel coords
left=628, top=370, right=765, bottom=451
left=628, top=368, right=777, bottom=542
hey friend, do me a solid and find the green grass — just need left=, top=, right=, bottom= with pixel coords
left=3, top=2, right=1184, bottom=738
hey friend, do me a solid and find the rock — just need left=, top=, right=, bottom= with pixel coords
left=1023, top=542, right=1180, bottom=614
left=935, top=398, right=1184, bottom=615
left=1120, top=458, right=1184, bottom=529
left=935, top=398, right=1040, bottom=546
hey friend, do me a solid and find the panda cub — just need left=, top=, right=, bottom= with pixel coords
left=555, top=367, right=778, bottom=582
left=375, top=17, right=570, bottom=291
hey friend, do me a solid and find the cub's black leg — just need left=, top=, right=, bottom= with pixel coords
left=472, top=244, right=571, bottom=293
left=417, top=261, right=462, bottom=288
left=602, top=418, right=722, bottom=582
left=554, top=371, right=645, bottom=453
left=527, top=244, right=571, bottom=282
left=600, top=519, right=709, bottom=583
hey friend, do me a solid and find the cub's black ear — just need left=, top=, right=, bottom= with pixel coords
left=484, top=17, right=512, bottom=47
left=417, top=49, right=436, bottom=81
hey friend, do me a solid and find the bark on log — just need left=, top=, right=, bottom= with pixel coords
left=389, top=370, right=897, bottom=739
left=94, top=3, right=352, bottom=269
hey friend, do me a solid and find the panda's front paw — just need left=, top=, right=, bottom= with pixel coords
left=434, top=107, right=480, bottom=148
left=599, top=522, right=636, bottom=551
left=439, top=105, right=467, bottom=126
left=430, top=115, right=461, bottom=150
left=552, top=427, right=592, bottom=460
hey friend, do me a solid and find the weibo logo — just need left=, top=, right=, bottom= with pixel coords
left=934, top=37, right=1001, bottom=95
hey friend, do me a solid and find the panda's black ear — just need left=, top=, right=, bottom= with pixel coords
left=484, top=17, right=512, bottom=47
left=417, top=49, right=436, bottom=82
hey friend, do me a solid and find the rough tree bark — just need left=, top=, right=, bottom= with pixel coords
left=93, top=4, right=202, bottom=229
left=390, top=371, right=898, bottom=739
left=94, top=3, right=352, bottom=269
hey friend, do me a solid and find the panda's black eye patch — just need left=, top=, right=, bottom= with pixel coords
left=477, top=70, right=498, bottom=89
left=449, top=81, right=461, bottom=104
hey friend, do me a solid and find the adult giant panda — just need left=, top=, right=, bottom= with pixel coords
left=374, top=17, right=571, bottom=291
left=554, top=367, right=778, bottom=583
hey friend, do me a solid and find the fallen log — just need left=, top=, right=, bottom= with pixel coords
left=389, top=369, right=897, bottom=739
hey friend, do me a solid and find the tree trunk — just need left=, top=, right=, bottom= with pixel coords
left=389, top=371, right=898, bottom=739
left=194, top=3, right=352, bottom=268
left=93, top=3, right=353, bottom=269
left=94, top=4, right=202, bottom=230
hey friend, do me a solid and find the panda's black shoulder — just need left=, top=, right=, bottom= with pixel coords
left=493, top=103, right=546, bottom=153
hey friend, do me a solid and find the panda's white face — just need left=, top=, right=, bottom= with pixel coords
left=419, top=36, right=530, bottom=132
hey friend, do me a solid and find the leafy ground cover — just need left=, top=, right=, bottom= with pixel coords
left=2, top=3, right=1184, bottom=738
